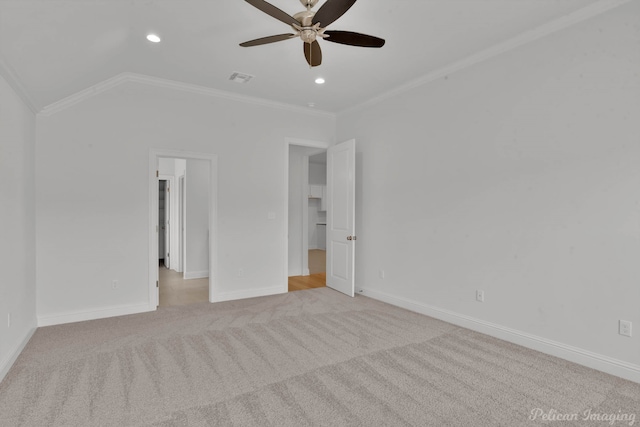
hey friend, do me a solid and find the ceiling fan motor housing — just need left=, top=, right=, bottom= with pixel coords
left=293, top=10, right=316, bottom=26
left=293, top=9, right=319, bottom=43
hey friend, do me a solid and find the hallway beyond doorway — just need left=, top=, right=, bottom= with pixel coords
left=308, top=249, right=325, bottom=275
left=288, top=273, right=326, bottom=292
left=159, top=266, right=208, bottom=307
left=289, top=249, right=326, bottom=292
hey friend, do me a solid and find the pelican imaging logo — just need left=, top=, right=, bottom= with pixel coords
left=529, top=408, right=636, bottom=425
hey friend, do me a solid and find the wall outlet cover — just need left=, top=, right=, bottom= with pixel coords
left=619, top=320, right=632, bottom=337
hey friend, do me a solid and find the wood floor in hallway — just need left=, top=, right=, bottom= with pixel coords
left=288, top=249, right=326, bottom=292
left=160, top=249, right=325, bottom=300
left=288, top=273, right=326, bottom=292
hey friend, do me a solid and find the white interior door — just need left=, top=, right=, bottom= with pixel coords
left=326, top=139, right=356, bottom=297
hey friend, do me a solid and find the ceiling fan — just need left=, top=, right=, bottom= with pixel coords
left=240, top=0, right=385, bottom=67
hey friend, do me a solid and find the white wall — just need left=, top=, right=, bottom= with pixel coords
left=158, top=158, right=186, bottom=273
left=309, top=162, right=326, bottom=185
left=0, top=73, right=37, bottom=380
left=337, top=1, right=640, bottom=379
left=35, top=81, right=335, bottom=323
left=184, top=159, right=209, bottom=279
left=158, top=158, right=175, bottom=176
left=174, top=159, right=186, bottom=272
left=308, top=161, right=327, bottom=250
left=308, top=199, right=322, bottom=250
left=288, top=146, right=306, bottom=276
left=175, top=159, right=186, bottom=177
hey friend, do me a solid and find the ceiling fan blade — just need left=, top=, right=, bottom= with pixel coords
left=240, top=34, right=296, bottom=47
left=312, top=0, right=357, bottom=27
left=303, top=41, right=322, bottom=67
left=244, top=0, right=299, bottom=26
left=324, top=30, right=385, bottom=47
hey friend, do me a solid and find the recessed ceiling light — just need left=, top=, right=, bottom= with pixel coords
left=146, top=34, right=161, bottom=43
left=315, top=78, right=325, bottom=85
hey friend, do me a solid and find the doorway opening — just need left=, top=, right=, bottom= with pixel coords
left=285, top=139, right=329, bottom=292
left=285, top=138, right=357, bottom=297
left=149, top=150, right=218, bottom=309
left=158, top=179, right=168, bottom=267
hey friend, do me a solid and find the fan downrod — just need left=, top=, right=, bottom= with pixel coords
left=293, top=0, right=325, bottom=44
left=299, top=0, right=319, bottom=7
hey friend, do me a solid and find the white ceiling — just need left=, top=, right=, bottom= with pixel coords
left=0, top=0, right=621, bottom=114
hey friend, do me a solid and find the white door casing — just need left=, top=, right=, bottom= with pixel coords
left=178, top=175, right=185, bottom=273
left=326, top=139, right=356, bottom=297
left=283, top=137, right=331, bottom=291
left=158, top=175, right=174, bottom=271
left=163, top=178, right=171, bottom=269
left=149, top=149, right=218, bottom=309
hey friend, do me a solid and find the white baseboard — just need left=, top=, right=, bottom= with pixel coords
left=0, top=327, right=36, bottom=383
left=37, top=303, right=153, bottom=327
left=213, top=286, right=284, bottom=303
left=288, top=269, right=309, bottom=276
left=358, top=287, right=640, bottom=384
left=183, top=270, right=209, bottom=280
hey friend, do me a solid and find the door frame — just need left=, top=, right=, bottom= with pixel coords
left=158, top=175, right=174, bottom=269
left=284, top=137, right=330, bottom=292
left=177, top=174, right=185, bottom=273
left=149, top=149, right=218, bottom=308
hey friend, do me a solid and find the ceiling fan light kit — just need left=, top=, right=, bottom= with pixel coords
left=240, top=0, right=385, bottom=67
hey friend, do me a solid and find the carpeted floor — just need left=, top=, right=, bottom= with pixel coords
left=1, top=288, right=638, bottom=426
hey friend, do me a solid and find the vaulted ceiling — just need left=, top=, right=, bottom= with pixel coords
left=0, top=0, right=625, bottom=114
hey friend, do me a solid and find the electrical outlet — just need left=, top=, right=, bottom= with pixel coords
left=378, top=270, right=385, bottom=279
left=112, top=279, right=119, bottom=289
left=476, top=290, right=485, bottom=302
left=619, top=320, right=632, bottom=337
left=237, top=268, right=244, bottom=278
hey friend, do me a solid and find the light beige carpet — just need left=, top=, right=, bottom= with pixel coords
left=1, top=288, right=638, bottom=426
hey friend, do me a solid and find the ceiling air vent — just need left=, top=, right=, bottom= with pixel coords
left=229, top=72, right=254, bottom=84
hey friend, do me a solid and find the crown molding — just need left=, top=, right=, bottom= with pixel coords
left=38, top=73, right=129, bottom=117
left=340, top=0, right=632, bottom=116
left=0, top=52, right=39, bottom=114
left=39, top=72, right=336, bottom=119
left=28, top=0, right=632, bottom=119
